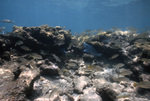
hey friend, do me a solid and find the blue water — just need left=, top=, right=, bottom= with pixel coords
left=0, top=0, right=150, bottom=34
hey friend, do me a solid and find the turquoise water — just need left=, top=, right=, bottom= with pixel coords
left=0, top=0, right=150, bottom=33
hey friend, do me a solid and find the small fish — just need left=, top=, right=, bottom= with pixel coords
left=52, top=54, right=61, bottom=62
left=83, top=43, right=102, bottom=57
left=103, top=64, right=109, bottom=68
left=116, top=92, right=131, bottom=99
left=82, top=65, right=103, bottom=72
left=0, top=27, right=5, bottom=34
left=30, top=53, right=42, bottom=60
left=88, top=64, right=95, bottom=69
left=2, top=19, right=14, bottom=24
left=109, top=54, right=119, bottom=60
left=91, top=65, right=104, bottom=71
left=66, top=62, right=78, bottom=67
left=118, top=69, right=133, bottom=76
left=15, top=41, right=23, bottom=46
left=54, top=40, right=65, bottom=46
left=62, top=69, right=69, bottom=73
left=113, top=76, right=130, bottom=82
left=20, top=46, right=31, bottom=51
left=40, top=50, right=47, bottom=55
left=113, top=63, right=125, bottom=68
left=134, top=81, right=150, bottom=89
left=140, top=58, right=150, bottom=63
left=81, top=65, right=95, bottom=72
left=0, top=27, right=5, bottom=31
left=82, top=67, right=93, bottom=72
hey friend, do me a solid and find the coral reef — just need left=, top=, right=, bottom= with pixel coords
left=0, top=25, right=150, bottom=101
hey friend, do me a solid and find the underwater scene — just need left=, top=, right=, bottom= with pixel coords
left=0, top=0, right=150, bottom=101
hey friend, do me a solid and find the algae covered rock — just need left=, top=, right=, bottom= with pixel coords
left=96, top=84, right=118, bottom=101
left=40, top=61, right=60, bottom=76
left=8, top=25, right=72, bottom=57
left=0, top=61, right=40, bottom=101
left=74, top=76, right=91, bottom=93
left=79, top=87, right=102, bottom=101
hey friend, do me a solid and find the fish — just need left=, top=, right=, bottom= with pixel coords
left=27, top=60, right=37, bottom=69
left=88, top=64, right=95, bottom=69
left=91, top=65, right=104, bottom=71
left=118, top=69, right=132, bottom=76
left=113, top=76, right=130, bottom=82
left=20, top=46, right=31, bottom=51
left=81, top=68, right=94, bottom=73
left=116, top=92, right=131, bottom=99
left=140, top=58, right=150, bottom=63
left=83, top=43, right=102, bottom=57
left=82, top=65, right=103, bottom=72
left=15, top=41, right=23, bottom=46
left=2, top=19, right=14, bottom=24
left=134, top=81, right=150, bottom=89
left=54, top=40, right=65, bottom=46
left=30, top=53, right=43, bottom=60
left=0, top=27, right=5, bottom=31
left=109, top=54, right=119, bottom=60
left=52, top=54, right=61, bottom=62
left=81, top=65, right=95, bottom=72
left=66, top=62, right=78, bottom=67
left=61, top=69, right=69, bottom=73
left=0, top=27, right=5, bottom=34
left=103, top=64, right=109, bottom=68
left=113, top=63, right=125, bottom=68
left=40, top=50, right=47, bottom=55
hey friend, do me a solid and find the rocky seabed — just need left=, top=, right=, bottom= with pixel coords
left=0, top=25, right=150, bottom=101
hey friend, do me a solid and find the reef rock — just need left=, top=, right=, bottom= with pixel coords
left=0, top=61, right=40, bottom=101
left=96, top=83, right=124, bottom=101
left=40, top=60, right=60, bottom=76
left=74, top=76, right=91, bottom=93
left=79, top=87, right=102, bottom=101
left=0, top=25, right=150, bottom=101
